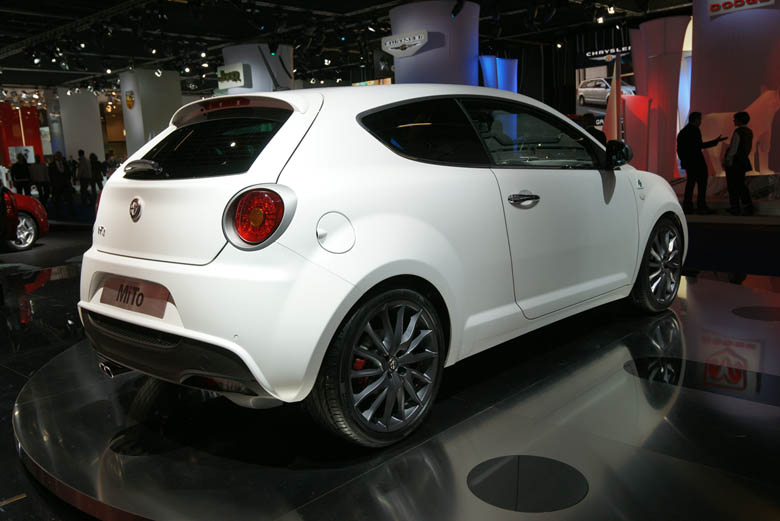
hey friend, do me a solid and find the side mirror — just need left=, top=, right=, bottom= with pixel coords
left=605, top=140, right=633, bottom=169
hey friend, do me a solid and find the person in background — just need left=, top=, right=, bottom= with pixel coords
left=676, top=111, right=726, bottom=214
left=50, top=151, right=74, bottom=218
left=29, top=155, right=51, bottom=204
left=723, top=111, right=755, bottom=216
left=10, top=153, right=31, bottom=195
left=89, top=152, right=104, bottom=191
left=77, top=149, right=93, bottom=206
left=581, top=113, right=607, bottom=147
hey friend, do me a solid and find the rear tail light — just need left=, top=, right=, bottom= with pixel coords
left=223, top=186, right=297, bottom=250
left=233, top=189, right=284, bottom=244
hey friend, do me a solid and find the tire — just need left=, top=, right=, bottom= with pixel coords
left=630, top=216, right=683, bottom=313
left=578, top=95, right=585, bottom=106
left=6, top=212, right=38, bottom=251
left=304, top=288, right=445, bottom=447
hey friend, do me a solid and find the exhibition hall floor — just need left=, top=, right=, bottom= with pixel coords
left=2, top=265, right=780, bottom=520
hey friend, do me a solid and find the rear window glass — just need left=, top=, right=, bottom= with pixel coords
left=360, top=98, right=489, bottom=166
left=136, top=109, right=291, bottom=179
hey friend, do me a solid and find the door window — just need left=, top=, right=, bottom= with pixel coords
left=460, top=98, right=603, bottom=169
left=360, top=98, right=489, bottom=166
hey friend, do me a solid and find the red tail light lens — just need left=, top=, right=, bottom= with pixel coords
left=233, top=189, right=284, bottom=244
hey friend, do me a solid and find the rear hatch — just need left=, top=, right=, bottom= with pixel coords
left=94, top=93, right=322, bottom=265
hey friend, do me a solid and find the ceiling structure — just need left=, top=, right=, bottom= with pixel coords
left=0, top=0, right=692, bottom=95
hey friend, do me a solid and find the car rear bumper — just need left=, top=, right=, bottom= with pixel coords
left=78, top=243, right=355, bottom=403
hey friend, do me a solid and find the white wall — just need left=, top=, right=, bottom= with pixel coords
left=57, top=88, right=105, bottom=161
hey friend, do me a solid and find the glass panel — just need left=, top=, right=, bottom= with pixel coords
left=139, top=109, right=291, bottom=179
left=361, top=98, right=489, bottom=165
left=460, top=99, right=600, bottom=169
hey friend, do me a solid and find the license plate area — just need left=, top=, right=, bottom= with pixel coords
left=100, top=276, right=171, bottom=318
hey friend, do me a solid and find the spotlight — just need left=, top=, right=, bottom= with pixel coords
left=200, top=51, right=206, bottom=58
left=597, top=16, right=604, bottom=24
left=607, top=5, right=616, bottom=14
left=324, top=58, right=331, bottom=66
left=340, top=36, right=345, bottom=41
left=310, top=78, right=316, bottom=84
left=336, top=78, right=342, bottom=83
left=293, top=68, right=297, bottom=73
left=32, top=93, right=39, bottom=99
left=451, top=0, right=464, bottom=19
left=66, top=89, right=72, bottom=96
left=320, top=80, right=324, bottom=84
left=74, top=87, right=80, bottom=93
left=201, top=62, right=209, bottom=68
left=269, top=43, right=279, bottom=56
left=60, top=61, right=69, bottom=70
left=556, top=42, right=562, bottom=49
left=201, top=73, right=206, bottom=78
left=51, top=57, right=57, bottom=63
left=367, top=25, right=376, bottom=32
left=184, top=66, right=191, bottom=73
left=33, top=56, right=41, bottom=65
left=151, top=48, right=157, bottom=55
left=80, top=42, right=86, bottom=48
left=105, top=68, right=112, bottom=74
left=155, top=69, right=162, bottom=77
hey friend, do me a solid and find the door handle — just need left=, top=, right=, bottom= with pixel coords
left=508, top=193, right=540, bottom=205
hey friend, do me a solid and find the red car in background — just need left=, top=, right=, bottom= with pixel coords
left=2, top=187, right=19, bottom=243
left=5, top=192, right=49, bottom=251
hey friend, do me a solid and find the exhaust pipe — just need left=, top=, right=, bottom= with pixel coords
left=98, top=358, right=132, bottom=379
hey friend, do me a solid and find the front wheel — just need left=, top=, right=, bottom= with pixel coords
left=578, top=95, right=585, bottom=106
left=630, top=217, right=683, bottom=313
left=305, top=289, right=445, bottom=447
left=7, top=212, right=38, bottom=251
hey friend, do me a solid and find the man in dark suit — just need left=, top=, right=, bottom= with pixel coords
left=49, top=151, right=75, bottom=218
left=676, top=112, right=725, bottom=214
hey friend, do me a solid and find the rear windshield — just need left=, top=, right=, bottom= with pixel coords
left=135, top=109, right=291, bottom=179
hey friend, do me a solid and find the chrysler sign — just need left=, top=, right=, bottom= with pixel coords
left=709, top=0, right=774, bottom=16
left=382, top=30, right=429, bottom=58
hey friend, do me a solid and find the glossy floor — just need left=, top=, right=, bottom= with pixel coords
left=2, top=267, right=780, bottom=520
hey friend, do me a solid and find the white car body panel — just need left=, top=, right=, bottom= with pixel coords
left=79, top=84, right=686, bottom=404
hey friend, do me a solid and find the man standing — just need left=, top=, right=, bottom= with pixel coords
left=723, top=111, right=755, bottom=216
left=49, top=151, right=74, bottom=218
left=10, top=153, right=31, bottom=196
left=29, top=155, right=50, bottom=204
left=676, top=112, right=725, bottom=214
left=77, top=149, right=93, bottom=206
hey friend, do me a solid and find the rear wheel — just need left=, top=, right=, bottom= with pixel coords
left=630, top=217, right=683, bottom=313
left=6, top=212, right=38, bottom=251
left=305, top=289, right=445, bottom=447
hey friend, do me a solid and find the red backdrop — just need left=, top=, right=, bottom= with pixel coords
left=0, top=102, right=44, bottom=167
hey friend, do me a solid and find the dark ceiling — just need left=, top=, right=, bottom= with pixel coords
left=0, top=0, right=692, bottom=94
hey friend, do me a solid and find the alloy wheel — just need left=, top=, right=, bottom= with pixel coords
left=14, top=213, right=37, bottom=249
left=646, top=225, right=681, bottom=306
left=348, top=301, right=440, bottom=433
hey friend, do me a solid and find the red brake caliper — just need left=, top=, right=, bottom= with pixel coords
left=353, top=358, right=368, bottom=387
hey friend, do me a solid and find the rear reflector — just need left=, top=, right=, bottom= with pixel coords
left=233, top=189, right=284, bottom=244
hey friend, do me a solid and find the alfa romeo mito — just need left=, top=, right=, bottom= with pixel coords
left=79, top=84, right=686, bottom=447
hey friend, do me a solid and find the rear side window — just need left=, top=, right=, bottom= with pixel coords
left=136, top=109, right=291, bottom=179
left=360, top=98, right=489, bottom=166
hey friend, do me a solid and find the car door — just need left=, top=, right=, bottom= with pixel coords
left=460, top=97, right=639, bottom=319
left=597, top=79, right=610, bottom=104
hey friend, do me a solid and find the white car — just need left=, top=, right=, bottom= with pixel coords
left=577, top=78, right=636, bottom=106
left=79, top=84, right=686, bottom=447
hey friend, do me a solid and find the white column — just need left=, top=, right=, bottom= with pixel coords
left=120, top=69, right=182, bottom=155
left=57, top=88, right=105, bottom=161
left=221, top=43, right=294, bottom=94
left=390, top=0, right=480, bottom=85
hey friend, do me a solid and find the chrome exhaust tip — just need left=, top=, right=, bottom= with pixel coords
left=98, top=359, right=131, bottom=379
